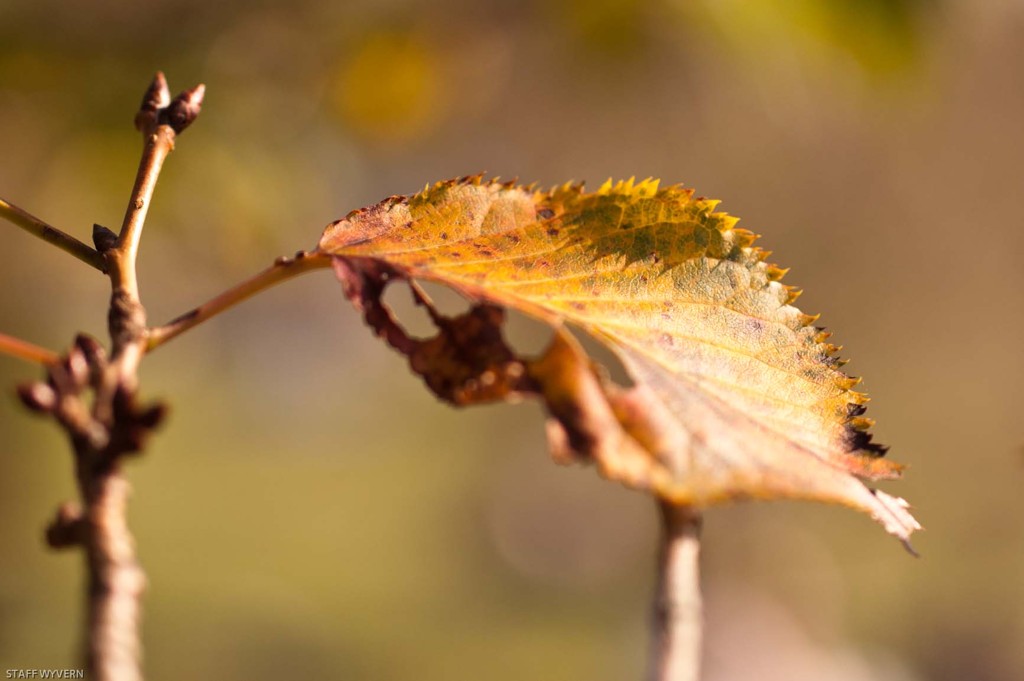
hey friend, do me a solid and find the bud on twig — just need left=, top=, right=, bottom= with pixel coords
left=92, top=224, right=117, bottom=253
left=134, top=72, right=171, bottom=132
left=17, top=382, right=57, bottom=413
left=137, top=403, right=168, bottom=430
left=45, top=502, right=85, bottom=549
left=74, top=334, right=108, bottom=385
left=163, top=84, right=206, bottom=134
left=63, top=345, right=90, bottom=391
left=74, top=333, right=107, bottom=368
left=105, top=385, right=168, bottom=456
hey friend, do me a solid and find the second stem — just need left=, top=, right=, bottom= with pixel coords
left=649, top=502, right=703, bottom=681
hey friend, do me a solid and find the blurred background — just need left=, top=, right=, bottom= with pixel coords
left=1, top=0, right=1022, bottom=679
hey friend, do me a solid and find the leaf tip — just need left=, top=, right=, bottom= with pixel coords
left=870, top=489, right=922, bottom=552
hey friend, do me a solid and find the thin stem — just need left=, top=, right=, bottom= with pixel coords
left=146, top=251, right=332, bottom=351
left=0, top=197, right=106, bottom=271
left=101, top=124, right=177, bottom=395
left=0, top=331, right=60, bottom=365
left=108, top=127, right=176, bottom=306
left=648, top=502, right=703, bottom=681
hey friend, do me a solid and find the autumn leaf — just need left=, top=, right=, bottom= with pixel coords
left=317, top=176, right=920, bottom=548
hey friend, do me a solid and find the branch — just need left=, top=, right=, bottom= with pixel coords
left=0, top=331, right=59, bottom=365
left=81, top=465, right=146, bottom=681
left=78, top=74, right=203, bottom=681
left=14, top=73, right=203, bottom=681
left=0, top=196, right=106, bottom=271
left=146, top=250, right=331, bottom=351
left=109, top=76, right=205, bottom=309
left=648, top=502, right=703, bottom=681
left=19, top=334, right=167, bottom=681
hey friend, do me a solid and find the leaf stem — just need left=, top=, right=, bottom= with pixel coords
left=0, top=196, right=106, bottom=271
left=0, top=331, right=59, bottom=365
left=146, top=251, right=332, bottom=351
left=648, top=502, right=703, bottom=681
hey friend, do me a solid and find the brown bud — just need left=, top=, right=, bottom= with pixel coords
left=73, top=333, right=108, bottom=377
left=163, top=84, right=205, bottom=134
left=137, top=402, right=168, bottom=430
left=92, top=224, right=117, bottom=253
left=63, top=346, right=90, bottom=390
left=135, top=72, right=171, bottom=132
left=45, top=502, right=85, bottom=549
left=17, top=382, right=57, bottom=413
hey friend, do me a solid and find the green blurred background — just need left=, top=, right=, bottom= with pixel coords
left=1, top=1, right=1022, bottom=679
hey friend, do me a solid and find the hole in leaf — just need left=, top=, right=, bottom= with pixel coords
left=416, top=280, right=472, bottom=317
left=380, top=281, right=434, bottom=340
left=503, top=308, right=556, bottom=357
left=569, top=323, right=635, bottom=388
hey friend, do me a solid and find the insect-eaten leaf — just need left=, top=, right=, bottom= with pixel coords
left=318, top=176, right=920, bottom=550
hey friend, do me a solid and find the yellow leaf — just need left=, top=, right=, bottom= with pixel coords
left=318, top=176, right=920, bottom=549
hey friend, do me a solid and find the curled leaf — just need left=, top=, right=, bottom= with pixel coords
left=318, top=176, right=919, bottom=548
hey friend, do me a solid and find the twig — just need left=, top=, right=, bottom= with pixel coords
left=648, top=502, right=703, bottom=681
left=109, top=81, right=205, bottom=307
left=105, top=76, right=204, bottom=382
left=0, top=196, right=107, bottom=271
left=12, top=73, right=204, bottom=681
left=82, top=73, right=202, bottom=681
left=0, top=331, right=59, bottom=365
left=146, top=251, right=331, bottom=351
